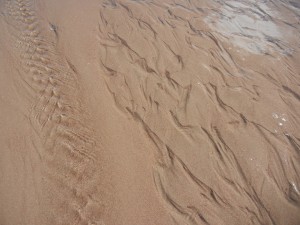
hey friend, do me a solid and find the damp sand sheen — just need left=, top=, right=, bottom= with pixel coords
left=0, top=0, right=299, bottom=224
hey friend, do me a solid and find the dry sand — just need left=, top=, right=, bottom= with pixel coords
left=0, top=0, right=300, bottom=224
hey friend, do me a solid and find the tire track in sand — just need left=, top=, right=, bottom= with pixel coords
left=3, top=0, right=103, bottom=224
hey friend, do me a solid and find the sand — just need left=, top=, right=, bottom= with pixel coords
left=0, top=0, right=299, bottom=224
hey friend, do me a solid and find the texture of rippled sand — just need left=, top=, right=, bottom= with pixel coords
left=0, top=0, right=299, bottom=224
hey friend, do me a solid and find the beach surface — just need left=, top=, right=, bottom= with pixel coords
left=0, top=0, right=300, bottom=224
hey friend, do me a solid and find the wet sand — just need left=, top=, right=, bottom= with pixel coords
left=0, top=0, right=299, bottom=224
